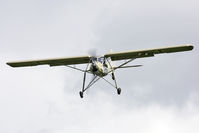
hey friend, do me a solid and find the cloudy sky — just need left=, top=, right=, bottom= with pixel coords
left=0, top=0, right=199, bottom=132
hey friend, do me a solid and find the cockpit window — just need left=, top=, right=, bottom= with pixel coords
left=91, top=57, right=97, bottom=62
left=98, top=57, right=104, bottom=63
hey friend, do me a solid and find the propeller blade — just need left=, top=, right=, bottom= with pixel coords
left=88, top=48, right=98, bottom=57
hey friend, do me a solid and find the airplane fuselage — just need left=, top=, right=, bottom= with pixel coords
left=89, top=57, right=112, bottom=77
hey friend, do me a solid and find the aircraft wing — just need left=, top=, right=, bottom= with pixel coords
left=104, top=44, right=194, bottom=61
left=7, top=56, right=90, bottom=67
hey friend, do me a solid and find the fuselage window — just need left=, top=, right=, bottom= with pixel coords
left=98, top=57, right=104, bottom=63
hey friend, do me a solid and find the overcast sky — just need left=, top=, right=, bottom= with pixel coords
left=0, top=0, right=199, bottom=133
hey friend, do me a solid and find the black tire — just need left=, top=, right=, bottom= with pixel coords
left=117, top=88, right=121, bottom=95
left=79, top=91, right=83, bottom=98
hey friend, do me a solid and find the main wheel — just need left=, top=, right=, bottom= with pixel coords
left=79, top=91, right=84, bottom=98
left=117, top=88, right=121, bottom=95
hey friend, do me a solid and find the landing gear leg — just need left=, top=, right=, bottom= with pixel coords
left=111, top=73, right=115, bottom=80
left=106, top=58, right=122, bottom=95
left=79, top=75, right=100, bottom=98
left=79, top=62, right=101, bottom=98
left=112, top=70, right=121, bottom=95
left=79, top=62, right=90, bottom=98
left=80, top=70, right=87, bottom=98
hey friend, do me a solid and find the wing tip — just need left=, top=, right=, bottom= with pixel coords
left=188, top=44, right=194, bottom=50
left=6, top=62, right=15, bottom=67
left=6, top=62, right=20, bottom=67
left=176, top=44, right=194, bottom=51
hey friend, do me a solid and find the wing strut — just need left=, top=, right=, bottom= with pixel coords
left=116, top=58, right=135, bottom=68
left=66, top=65, right=92, bottom=74
left=112, top=58, right=142, bottom=70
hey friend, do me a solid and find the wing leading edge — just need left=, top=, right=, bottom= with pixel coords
left=104, top=44, right=194, bottom=61
left=7, top=56, right=90, bottom=67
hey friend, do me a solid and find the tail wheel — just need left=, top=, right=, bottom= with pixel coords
left=79, top=91, right=84, bottom=98
left=117, top=88, right=121, bottom=95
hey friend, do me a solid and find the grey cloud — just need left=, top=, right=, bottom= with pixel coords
left=90, top=0, right=199, bottom=107
left=0, top=0, right=199, bottom=133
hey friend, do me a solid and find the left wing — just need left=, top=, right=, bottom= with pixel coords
left=7, top=56, right=90, bottom=67
left=104, top=44, right=193, bottom=61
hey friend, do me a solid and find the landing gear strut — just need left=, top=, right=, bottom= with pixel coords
left=79, top=62, right=100, bottom=98
left=111, top=73, right=115, bottom=80
left=104, top=58, right=122, bottom=95
left=78, top=57, right=126, bottom=98
left=79, top=75, right=100, bottom=98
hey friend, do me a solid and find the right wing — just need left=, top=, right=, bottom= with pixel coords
left=7, top=56, right=90, bottom=67
left=105, top=44, right=194, bottom=61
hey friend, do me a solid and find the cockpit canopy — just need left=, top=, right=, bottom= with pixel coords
left=91, top=56, right=105, bottom=63
left=98, top=57, right=104, bottom=63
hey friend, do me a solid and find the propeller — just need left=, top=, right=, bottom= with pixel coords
left=88, top=48, right=98, bottom=57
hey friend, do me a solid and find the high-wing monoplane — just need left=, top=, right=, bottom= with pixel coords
left=7, top=45, right=194, bottom=98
